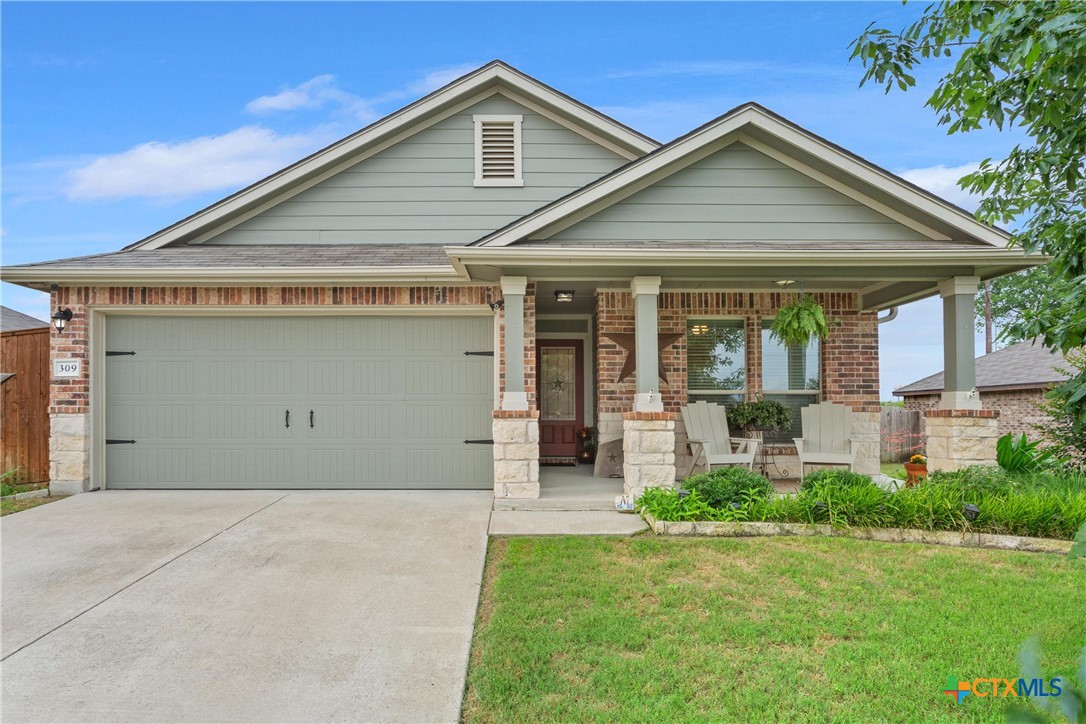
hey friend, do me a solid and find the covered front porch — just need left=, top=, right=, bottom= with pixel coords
left=479, top=262, right=1020, bottom=501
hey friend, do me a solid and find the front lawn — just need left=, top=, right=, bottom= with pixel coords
left=463, top=537, right=1085, bottom=722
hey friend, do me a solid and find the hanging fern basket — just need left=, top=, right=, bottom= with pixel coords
left=770, top=295, right=830, bottom=347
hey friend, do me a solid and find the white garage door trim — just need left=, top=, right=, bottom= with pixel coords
left=87, top=306, right=496, bottom=490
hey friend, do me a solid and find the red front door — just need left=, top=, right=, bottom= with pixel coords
left=537, top=339, right=584, bottom=459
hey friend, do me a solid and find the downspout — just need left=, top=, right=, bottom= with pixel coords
left=877, top=307, right=899, bottom=324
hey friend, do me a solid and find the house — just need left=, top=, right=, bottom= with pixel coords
left=1, top=61, right=1044, bottom=497
left=1, top=306, right=51, bottom=484
left=895, top=339, right=1071, bottom=438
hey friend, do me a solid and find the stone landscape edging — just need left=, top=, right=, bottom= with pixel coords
left=642, top=513, right=1072, bottom=554
left=1, top=488, right=50, bottom=503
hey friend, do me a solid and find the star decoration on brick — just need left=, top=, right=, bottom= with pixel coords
left=604, top=332, right=683, bottom=384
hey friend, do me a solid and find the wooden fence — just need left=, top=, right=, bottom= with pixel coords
left=880, top=407, right=923, bottom=463
left=1, top=327, right=51, bottom=483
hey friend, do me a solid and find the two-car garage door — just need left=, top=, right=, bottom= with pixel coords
left=105, top=316, right=494, bottom=489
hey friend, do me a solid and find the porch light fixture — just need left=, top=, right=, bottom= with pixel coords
left=774, top=280, right=798, bottom=287
left=555, top=290, right=575, bottom=303
left=963, top=503, right=980, bottom=522
left=488, top=299, right=505, bottom=312
left=51, top=308, right=73, bottom=334
left=690, top=324, right=709, bottom=335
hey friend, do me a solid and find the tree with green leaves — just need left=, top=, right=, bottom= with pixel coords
left=974, top=266, right=1073, bottom=346
left=850, top=1, right=1086, bottom=428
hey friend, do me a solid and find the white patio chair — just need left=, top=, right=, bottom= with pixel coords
left=793, top=402, right=858, bottom=477
left=679, top=400, right=758, bottom=476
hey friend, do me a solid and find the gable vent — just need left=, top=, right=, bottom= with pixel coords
left=474, top=115, right=523, bottom=187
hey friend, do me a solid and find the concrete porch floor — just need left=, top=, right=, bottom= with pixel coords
left=495, top=464, right=624, bottom=511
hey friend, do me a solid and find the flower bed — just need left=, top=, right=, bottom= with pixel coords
left=637, top=466, right=1086, bottom=541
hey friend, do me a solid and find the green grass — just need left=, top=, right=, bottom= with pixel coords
left=0, top=494, right=65, bottom=516
left=463, top=537, right=1086, bottom=723
left=881, top=462, right=907, bottom=479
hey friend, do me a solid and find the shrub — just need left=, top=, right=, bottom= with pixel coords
left=929, top=465, right=1017, bottom=492
left=997, top=433, right=1053, bottom=473
left=1036, top=350, right=1086, bottom=473
left=683, top=466, right=773, bottom=508
left=799, top=468, right=876, bottom=492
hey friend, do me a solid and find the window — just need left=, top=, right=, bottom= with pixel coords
left=686, top=319, right=746, bottom=408
left=761, top=321, right=820, bottom=443
left=474, top=115, right=523, bottom=187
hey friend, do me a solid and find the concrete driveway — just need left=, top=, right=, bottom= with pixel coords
left=1, top=490, right=492, bottom=723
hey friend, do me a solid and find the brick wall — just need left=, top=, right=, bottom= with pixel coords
left=49, top=285, right=499, bottom=413
left=904, top=388, right=1055, bottom=439
left=595, top=290, right=879, bottom=416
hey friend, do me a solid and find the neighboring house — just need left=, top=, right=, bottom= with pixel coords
left=1, top=306, right=51, bottom=484
left=895, top=340, right=1071, bottom=438
left=1, top=61, right=1042, bottom=497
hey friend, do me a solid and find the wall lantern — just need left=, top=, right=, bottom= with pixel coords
left=555, top=290, right=575, bottom=303
left=488, top=299, right=505, bottom=312
left=51, top=308, right=73, bottom=334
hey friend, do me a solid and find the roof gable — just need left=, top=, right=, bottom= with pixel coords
left=130, top=61, right=658, bottom=250
left=475, top=103, right=1012, bottom=248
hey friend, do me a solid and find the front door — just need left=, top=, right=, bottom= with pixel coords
left=537, top=339, right=584, bottom=459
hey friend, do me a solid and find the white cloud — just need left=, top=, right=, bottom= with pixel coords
left=66, top=125, right=334, bottom=201
left=898, top=163, right=982, bottom=211
left=246, top=74, right=375, bottom=121
left=405, top=63, right=479, bottom=95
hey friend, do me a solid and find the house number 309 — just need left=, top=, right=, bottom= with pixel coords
left=53, top=359, right=81, bottom=378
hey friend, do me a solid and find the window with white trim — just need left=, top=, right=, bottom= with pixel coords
left=761, top=320, right=821, bottom=443
left=474, top=115, right=523, bottom=187
left=686, top=318, right=746, bottom=409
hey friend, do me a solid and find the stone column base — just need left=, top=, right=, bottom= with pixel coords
left=493, top=410, right=540, bottom=498
left=924, top=409, right=1000, bottom=472
left=50, top=412, right=92, bottom=495
left=622, top=411, right=676, bottom=498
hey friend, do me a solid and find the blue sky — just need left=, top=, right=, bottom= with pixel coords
left=2, top=2, right=1019, bottom=397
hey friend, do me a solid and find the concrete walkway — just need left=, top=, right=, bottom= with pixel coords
left=489, top=510, right=647, bottom=536
left=1, top=490, right=492, bottom=723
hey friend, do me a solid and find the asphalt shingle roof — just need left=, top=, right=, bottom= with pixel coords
left=0, top=306, right=48, bottom=333
left=4, top=244, right=454, bottom=270
left=894, top=339, right=1072, bottom=395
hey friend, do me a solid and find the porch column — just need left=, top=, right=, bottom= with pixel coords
left=500, top=275, right=528, bottom=411
left=926, top=275, right=998, bottom=472
left=623, top=276, right=676, bottom=496
left=938, top=276, right=981, bottom=410
left=631, top=276, right=663, bottom=412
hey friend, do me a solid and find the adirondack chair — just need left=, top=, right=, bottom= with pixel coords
left=794, top=402, right=858, bottom=477
left=679, top=400, right=759, bottom=476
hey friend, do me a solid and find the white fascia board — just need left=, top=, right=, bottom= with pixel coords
left=0, top=265, right=469, bottom=289
left=129, top=63, right=657, bottom=251
left=446, top=245, right=1046, bottom=269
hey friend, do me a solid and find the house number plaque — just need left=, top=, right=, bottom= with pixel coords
left=53, top=359, right=81, bottom=378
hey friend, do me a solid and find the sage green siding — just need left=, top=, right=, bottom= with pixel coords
left=105, top=316, right=494, bottom=489
left=539, top=143, right=930, bottom=243
left=206, top=95, right=628, bottom=245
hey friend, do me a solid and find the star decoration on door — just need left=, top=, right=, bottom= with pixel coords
left=604, top=332, right=683, bottom=383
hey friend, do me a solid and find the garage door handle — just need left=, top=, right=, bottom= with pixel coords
left=285, top=410, right=290, bottom=428
left=463, top=439, right=494, bottom=445
left=310, top=410, right=314, bottom=428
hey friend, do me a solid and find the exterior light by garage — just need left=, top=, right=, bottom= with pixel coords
left=51, top=308, right=73, bottom=334
left=555, top=290, right=575, bottom=303
left=488, top=299, right=505, bottom=311
left=774, top=280, right=797, bottom=287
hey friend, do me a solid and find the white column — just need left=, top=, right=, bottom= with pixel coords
left=938, top=276, right=981, bottom=410
left=500, top=276, right=528, bottom=411
left=631, top=276, right=663, bottom=412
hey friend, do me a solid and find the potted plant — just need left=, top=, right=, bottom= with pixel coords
left=903, top=454, right=927, bottom=486
left=728, top=399, right=793, bottom=435
left=769, top=294, right=831, bottom=347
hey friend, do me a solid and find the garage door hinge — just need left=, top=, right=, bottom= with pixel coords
left=106, top=351, right=136, bottom=356
left=106, top=439, right=137, bottom=445
left=463, top=439, right=495, bottom=445
left=463, top=351, right=494, bottom=357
